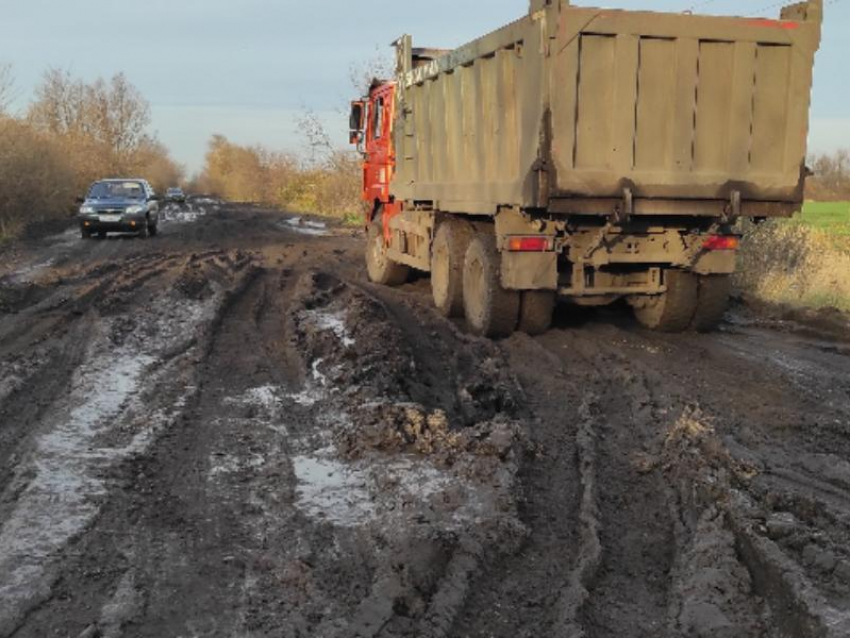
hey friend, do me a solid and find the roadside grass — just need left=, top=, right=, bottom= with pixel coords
left=796, top=202, right=850, bottom=250
left=342, top=212, right=363, bottom=227
left=736, top=202, right=850, bottom=313
left=798, top=201, right=850, bottom=234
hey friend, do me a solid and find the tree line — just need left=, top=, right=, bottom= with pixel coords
left=0, top=66, right=183, bottom=238
left=190, top=112, right=361, bottom=221
left=806, top=150, right=850, bottom=201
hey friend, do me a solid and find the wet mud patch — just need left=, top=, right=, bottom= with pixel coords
left=0, top=250, right=262, bottom=636
left=160, top=200, right=212, bottom=224
left=659, top=407, right=850, bottom=637
left=280, top=215, right=330, bottom=236
left=246, top=268, right=532, bottom=635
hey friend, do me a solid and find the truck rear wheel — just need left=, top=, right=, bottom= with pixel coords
left=366, top=214, right=409, bottom=286
left=518, top=290, right=555, bottom=335
left=690, top=275, right=731, bottom=332
left=462, top=232, right=519, bottom=338
left=632, top=270, right=697, bottom=332
left=431, top=219, right=474, bottom=317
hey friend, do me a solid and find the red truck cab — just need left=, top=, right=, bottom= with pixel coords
left=350, top=81, right=399, bottom=233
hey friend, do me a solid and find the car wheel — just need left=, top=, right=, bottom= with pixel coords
left=80, top=227, right=92, bottom=239
left=148, top=221, right=158, bottom=237
left=138, top=221, right=149, bottom=239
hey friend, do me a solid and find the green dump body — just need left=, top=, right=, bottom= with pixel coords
left=392, top=0, right=823, bottom=219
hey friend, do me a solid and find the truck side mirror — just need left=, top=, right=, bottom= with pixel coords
left=349, top=100, right=365, bottom=134
left=349, top=130, right=363, bottom=145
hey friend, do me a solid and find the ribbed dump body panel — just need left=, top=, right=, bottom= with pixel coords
left=392, top=2, right=820, bottom=213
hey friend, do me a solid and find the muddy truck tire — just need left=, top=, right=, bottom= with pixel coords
left=631, top=269, right=698, bottom=332
left=431, top=218, right=475, bottom=317
left=518, top=290, right=555, bottom=335
left=690, top=274, right=731, bottom=332
left=366, top=213, right=409, bottom=286
left=463, top=231, right=520, bottom=338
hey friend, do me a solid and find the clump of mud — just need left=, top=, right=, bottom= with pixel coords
left=287, top=270, right=525, bottom=459
left=338, top=402, right=526, bottom=468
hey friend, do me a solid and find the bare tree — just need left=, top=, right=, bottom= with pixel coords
left=28, top=68, right=86, bottom=136
left=92, top=73, right=152, bottom=160
left=29, top=69, right=151, bottom=160
left=807, top=149, right=850, bottom=200
left=297, top=109, right=336, bottom=165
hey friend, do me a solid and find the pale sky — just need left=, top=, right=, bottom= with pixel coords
left=1, top=0, right=847, bottom=174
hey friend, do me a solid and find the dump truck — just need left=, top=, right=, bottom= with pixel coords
left=349, top=0, right=822, bottom=337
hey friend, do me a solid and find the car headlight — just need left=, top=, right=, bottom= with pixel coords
left=125, top=205, right=144, bottom=215
left=80, top=205, right=95, bottom=214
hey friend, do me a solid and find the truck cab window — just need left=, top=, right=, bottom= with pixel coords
left=372, top=97, right=384, bottom=140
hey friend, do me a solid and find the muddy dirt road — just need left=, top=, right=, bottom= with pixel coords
left=1, top=201, right=849, bottom=638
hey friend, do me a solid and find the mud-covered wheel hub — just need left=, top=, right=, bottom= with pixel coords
left=462, top=232, right=519, bottom=338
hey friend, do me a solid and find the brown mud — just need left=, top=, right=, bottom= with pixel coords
left=1, top=200, right=849, bottom=637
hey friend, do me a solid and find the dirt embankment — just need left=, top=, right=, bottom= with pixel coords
left=1, top=201, right=849, bottom=637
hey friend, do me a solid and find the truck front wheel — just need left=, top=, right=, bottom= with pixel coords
left=431, top=218, right=474, bottom=317
left=631, top=270, right=698, bottom=332
left=462, top=232, right=519, bottom=338
left=365, top=214, right=409, bottom=286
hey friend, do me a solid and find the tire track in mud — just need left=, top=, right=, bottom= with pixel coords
left=0, top=250, right=260, bottom=637
left=573, top=344, right=676, bottom=638
left=451, top=313, right=850, bottom=638
left=447, top=333, right=583, bottom=638
left=551, top=322, right=850, bottom=638
left=552, top=397, right=602, bottom=637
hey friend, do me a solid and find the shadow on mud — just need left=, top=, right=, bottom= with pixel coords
left=550, top=299, right=639, bottom=332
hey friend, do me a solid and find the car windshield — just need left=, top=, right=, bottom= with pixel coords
left=88, top=181, right=145, bottom=200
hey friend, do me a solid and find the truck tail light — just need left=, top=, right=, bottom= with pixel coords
left=507, top=236, right=552, bottom=252
left=703, top=235, right=739, bottom=251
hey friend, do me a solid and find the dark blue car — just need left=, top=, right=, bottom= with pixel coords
left=78, top=179, right=161, bottom=239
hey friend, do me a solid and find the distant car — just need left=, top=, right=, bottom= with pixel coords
left=165, top=187, right=186, bottom=203
left=77, top=179, right=160, bottom=239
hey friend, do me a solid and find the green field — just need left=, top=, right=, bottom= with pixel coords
left=797, top=201, right=850, bottom=236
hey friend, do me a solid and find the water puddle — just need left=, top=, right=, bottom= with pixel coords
left=281, top=217, right=328, bottom=236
